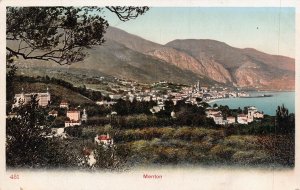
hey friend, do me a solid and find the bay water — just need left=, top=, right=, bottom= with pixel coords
left=208, top=91, right=295, bottom=116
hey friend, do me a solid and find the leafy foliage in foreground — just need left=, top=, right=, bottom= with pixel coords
left=6, top=96, right=61, bottom=168
left=6, top=7, right=149, bottom=65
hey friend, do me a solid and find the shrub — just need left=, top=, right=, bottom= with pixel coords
left=210, top=145, right=236, bottom=160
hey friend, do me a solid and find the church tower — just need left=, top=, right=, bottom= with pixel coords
left=82, top=108, right=88, bottom=122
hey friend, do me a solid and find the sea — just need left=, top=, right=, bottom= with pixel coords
left=208, top=91, right=295, bottom=116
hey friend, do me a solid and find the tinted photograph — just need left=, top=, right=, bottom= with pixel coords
left=6, top=6, right=295, bottom=172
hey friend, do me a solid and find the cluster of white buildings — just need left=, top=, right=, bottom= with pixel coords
left=46, top=100, right=88, bottom=138
left=47, top=101, right=88, bottom=138
left=12, top=88, right=51, bottom=108
left=98, top=79, right=252, bottom=116
left=176, top=81, right=248, bottom=105
left=96, top=100, right=116, bottom=107
left=206, top=106, right=264, bottom=125
left=12, top=88, right=88, bottom=128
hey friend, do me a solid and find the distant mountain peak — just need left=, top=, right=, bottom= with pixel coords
left=104, top=27, right=295, bottom=90
left=12, top=26, right=294, bottom=91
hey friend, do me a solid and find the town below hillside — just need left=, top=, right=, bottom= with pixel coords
left=6, top=75, right=295, bottom=170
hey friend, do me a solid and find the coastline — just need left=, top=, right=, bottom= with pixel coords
left=206, top=98, right=228, bottom=104
left=206, top=91, right=295, bottom=116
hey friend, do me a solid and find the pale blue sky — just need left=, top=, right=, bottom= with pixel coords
left=104, top=7, right=295, bottom=58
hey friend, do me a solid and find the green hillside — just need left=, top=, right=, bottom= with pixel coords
left=14, top=81, right=94, bottom=105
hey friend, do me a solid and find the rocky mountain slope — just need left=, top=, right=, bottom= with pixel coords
left=105, top=27, right=294, bottom=90
left=8, top=26, right=295, bottom=90
left=165, top=39, right=294, bottom=89
left=105, top=27, right=233, bottom=84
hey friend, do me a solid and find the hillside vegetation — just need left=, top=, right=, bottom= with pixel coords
left=7, top=26, right=295, bottom=90
left=14, top=79, right=94, bottom=105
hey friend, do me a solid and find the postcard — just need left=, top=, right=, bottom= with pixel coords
left=1, top=0, right=299, bottom=190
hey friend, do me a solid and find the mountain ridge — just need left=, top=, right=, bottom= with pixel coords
left=165, top=38, right=294, bottom=89
left=104, top=27, right=294, bottom=90
left=7, top=26, right=295, bottom=90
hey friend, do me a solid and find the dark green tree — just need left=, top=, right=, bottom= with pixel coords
left=219, top=105, right=231, bottom=119
left=6, top=6, right=150, bottom=169
left=6, top=53, right=17, bottom=112
left=243, top=106, right=248, bottom=114
left=65, top=126, right=83, bottom=138
left=7, top=95, right=52, bottom=167
left=6, top=6, right=149, bottom=65
left=276, top=104, right=294, bottom=134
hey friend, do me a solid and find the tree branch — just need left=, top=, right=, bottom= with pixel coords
left=7, top=46, right=68, bottom=65
left=106, top=6, right=149, bottom=22
left=6, top=7, right=149, bottom=65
